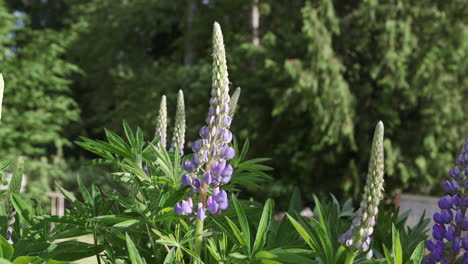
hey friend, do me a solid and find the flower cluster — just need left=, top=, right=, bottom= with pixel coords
left=424, top=138, right=468, bottom=264
left=154, top=95, right=167, bottom=149
left=339, top=121, right=384, bottom=259
left=170, top=90, right=186, bottom=155
left=175, top=22, right=235, bottom=219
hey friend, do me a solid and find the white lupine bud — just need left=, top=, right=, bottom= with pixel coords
left=155, top=95, right=167, bottom=149
left=170, top=90, right=185, bottom=155
left=339, top=122, right=385, bottom=255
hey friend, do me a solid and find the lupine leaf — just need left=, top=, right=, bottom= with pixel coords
left=232, top=195, right=251, bottom=256
left=126, top=233, right=145, bottom=264
left=253, top=199, right=273, bottom=254
left=285, top=213, right=316, bottom=251
left=408, top=241, right=424, bottom=264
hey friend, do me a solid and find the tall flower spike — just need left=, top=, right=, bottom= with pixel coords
left=340, top=121, right=384, bottom=259
left=0, top=73, right=4, bottom=121
left=228, top=87, right=240, bottom=118
left=154, top=95, right=167, bottom=149
left=171, top=90, right=186, bottom=155
left=175, top=22, right=235, bottom=218
left=424, top=137, right=468, bottom=264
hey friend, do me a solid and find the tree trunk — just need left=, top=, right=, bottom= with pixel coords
left=251, top=0, right=260, bottom=46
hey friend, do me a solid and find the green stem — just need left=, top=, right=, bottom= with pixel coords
left=344, top=252, right=356, bottom=264
left=93, top=228, right=102, bottom=264
left=146, top=223, right=158, bottom=260
left=194, top=217, right=205, bottom=262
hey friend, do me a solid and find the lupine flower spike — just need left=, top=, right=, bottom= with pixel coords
left=170, top=90, right=186, bottom=155
left=340, top=121, right=385, bottom=261
left=228, top=87, right=240, bottom=118
left=175, top=22, right=235, bottom=218
left=154, top=95, right=167, bottom=149
left=424, top=138, right=468, bottom=264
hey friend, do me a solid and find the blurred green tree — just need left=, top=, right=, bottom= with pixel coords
left=4, top=0, right=468, bottom=206
left=0, top=0, right=80, bottom=197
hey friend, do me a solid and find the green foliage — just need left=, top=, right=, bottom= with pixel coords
left=372, top=206, right=430, bottom=262
left=286, top=196, right=352, bottom=264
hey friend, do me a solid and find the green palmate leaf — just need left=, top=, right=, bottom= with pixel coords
left=105, top=128, right=132, bottom=154
left=231, top=195, right=251, bottom=256
left=224, top=216, right=246, bottom=246
left=38, top=241, right=103, bottom=261
left=382, top=244, right=392, bottom=264
left=126, top=233, right=146, bottom=264
left=123, top=121, right=137, bottom=150
left=285, top=213, right=316, bottom=251
left=7, top=157, right=23, bottom=197
left=10, top=194, right=32, bottom=225
left=77, top=176, right=93, bottom=206
left=211, top=217, right=240, bottom=245
left=92, top=215, right=135, bottom=224
left=392, top=225, right=402, bottom=264
left=0, top=236, right=13, bottom=260
left=267, top=248, right=315, bottom=264
left=56, top=185, right=86, bottom=212
left=0, top=160, right=12, bottom=172
left=163, top=248, right=176, bottom=264
left=113, top=219, right=143, bottom=228
left=135, top=127, right=144, bottom=152
left=253, top=199, right=273, bottom=254
left=408, top=241, right=425, bottom=264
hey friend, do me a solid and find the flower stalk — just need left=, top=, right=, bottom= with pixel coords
left=424, top=138, right=468, bottom=264
left=170, top=90, right=186, bottom=155
left=340, top=121, right=385, bottom=260
left=154, top=95, right=167, bottom=149
left=174, top=22, right=235, bottom=261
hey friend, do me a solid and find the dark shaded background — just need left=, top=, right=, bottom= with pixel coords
left=0, top=0, right=467, bottom=208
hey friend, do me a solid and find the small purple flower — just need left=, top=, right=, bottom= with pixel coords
left=213, top=188, right=229, bottom=210
left=181, top=174, right=192, bottom=187
left=221, top=146, right=235, bottom=160
left=197, top=203, right=206, bottom=220
left=444, top=180, right=460, bottom=193
left=211, top=160, right=226, bottom=176
left=452, top=237, right=461, bottom=254
left=462, top=235, right=468, bottom=250
left=433, top=224, right=446, bottom=240
left=182, top=160, right=195, bottom=172
left=450, top=166, right=460, bottom=178
left=203, top=171, right=212, bottom=184
left=191, top=155, right=201, bottom=168
left=192, top=140, right=203, bottom=152
left=438, top=195, right=452, bottom=209
left=446, top=225, right=455, bottom=241
left=174, top=199, right=194, bottom=216
left=192, top=178, right=201, bottom=189
left=207, top=196, right=219, bottom=213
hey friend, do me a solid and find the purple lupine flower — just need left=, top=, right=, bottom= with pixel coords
left=197, top=203, right=206, bottom=220
left=174, top=22, right=236, bottom=218
left=425, top=137, right=468, bottom=263
left=174, top=198, right=194, bottom=216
